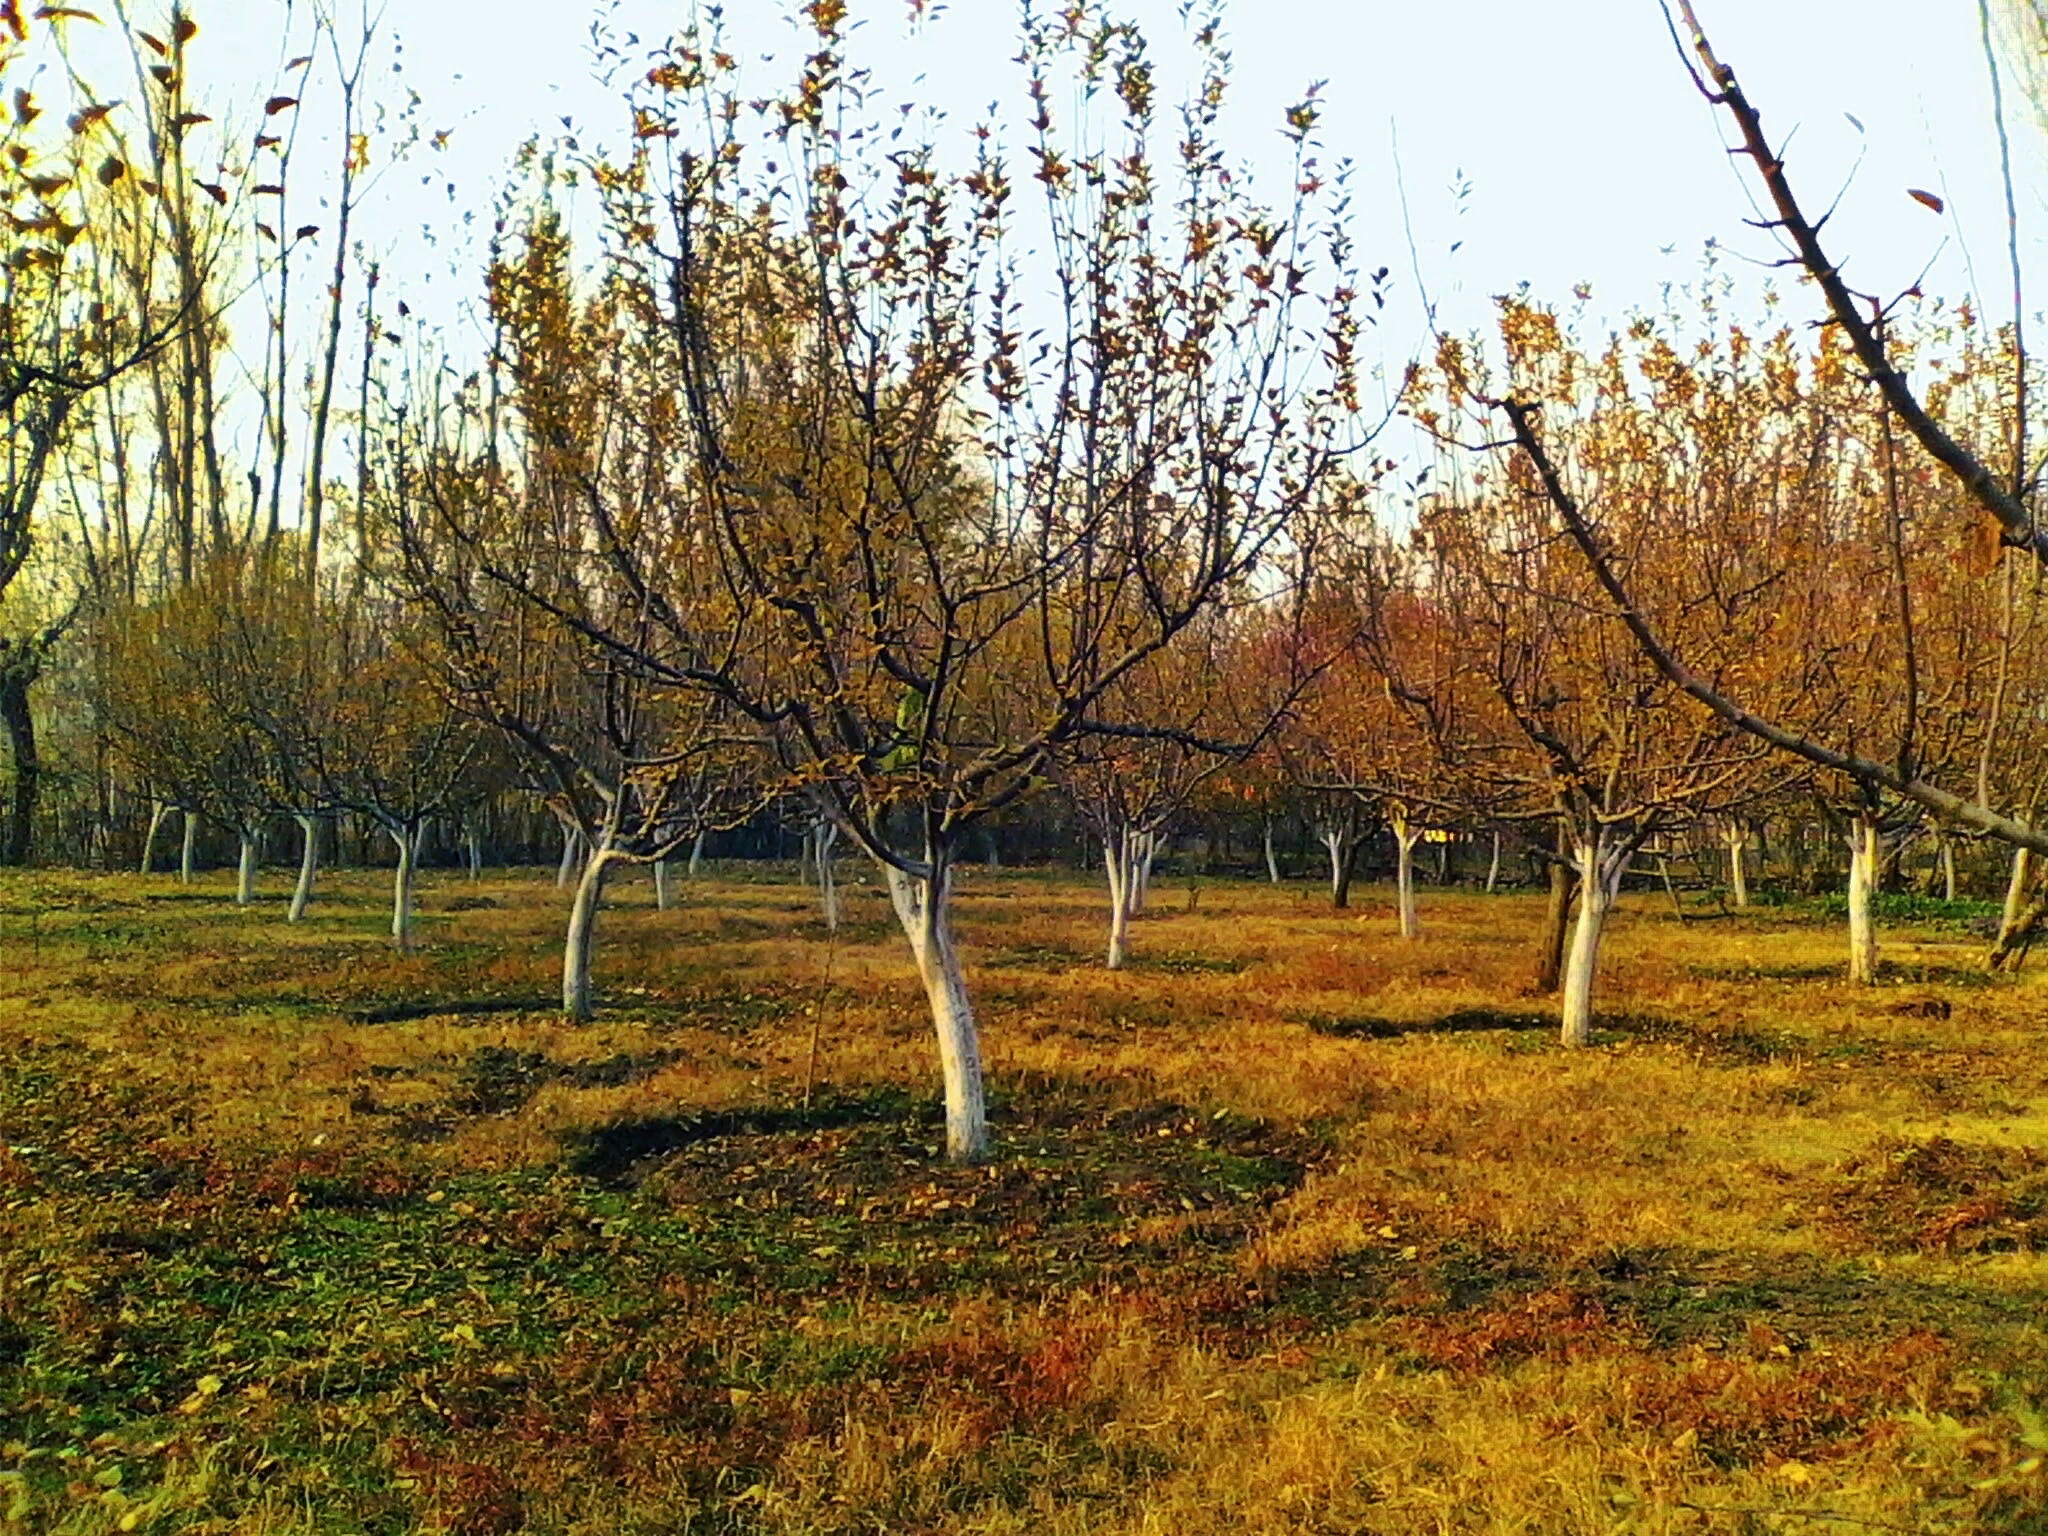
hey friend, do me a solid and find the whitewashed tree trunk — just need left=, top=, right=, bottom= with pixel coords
left=554, top=815, right=581, bottom=890
left=235, top=828, right=259, bottom=907
left=1322, top=828, right=1346, bottom=902
left=1940, top=839, right=1957, bottom=903
left=885, top=855, right=987, bottom=1161
left=1264, top=817, right=1282, bottom=884
left=288, top=813, right=319, bottom=923
left=2002, top=843, right=2035, bottom=938
left=1724, top=823, right=1751, bottom=908
left=1392, top=810, right=1422, bottom=940
left=1846, top=815, right=1880, bottom=985
left=687, top=830, right=705, bottom=878
left=180, top=810, right=197, bottom=885
left=1485, top=829, right=1502, bottom=894
left=1133, top=829, right=1159, bottom=913
left=817, top=821, right=840, bottom=931
left=1560, top=829, right=1629, bottom=1048
left=563, top=839, right=617, bottom=1022
left=465, top=828, right=483, bottom=881
left=384, top=821, right=420, bottom=950
left=1104, top=829, right=1135, bottom=970
left=653, top=857, right=673, bottom=911
left=140, top=798, right=170, bottom=875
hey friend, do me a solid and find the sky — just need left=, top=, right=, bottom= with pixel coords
left=42, top=1, right=2048, bottom=467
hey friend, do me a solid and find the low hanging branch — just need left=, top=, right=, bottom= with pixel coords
left=1668, top=0, right=2047, bottom=564
left=1497, top=397, right=2048, bottom=859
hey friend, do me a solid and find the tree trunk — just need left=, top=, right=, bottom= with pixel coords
left=555, top=815, right=581, bottom=890
left=1725, top=825, right=1751, bottom=908
left=885, top=853, right=988, bottom=1162
left=235, top=828, right=259, bottom=907
left=1133, top=829, right=1158, bottom=913
left=1987, top=843, right=2039, bottom=971
left=1323, top=826, right=1357, bottom=909
left=817, top=821, right=840, bottom=932
left=1264, top=817, right=1282, bottom=884
left=140, top=798, right=171, bottom=875
left=687, top=830, right=705, bottom=878
left=1392, top=812, right=1421, bottom=940
left=1485, top=830, right=1502, bottom=894
left=1533, top=826, right=1576, bottom=994
left=387, top=822, right=418, bottom=950
left=653, top=857, right=672, bottom=911
left=1847, top=815, right=1880, bottom=985
left=288, top=813, right=319, bottom=923
left=0, top=667, right=37, bottom=866
left=1941, top=839, right=1957, bottom=903
left=562, top=842, right=616, bottom=1021
left=466, top=828, right=483, bottom=881
left=180, top=809, right=197, bottom=885
left=1104, top=828, right=1135, bottom=970
left=1560, top=829, right=1628, bottom=1048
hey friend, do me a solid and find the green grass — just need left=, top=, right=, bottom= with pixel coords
left=2, top=863, right=2047, bottom=1532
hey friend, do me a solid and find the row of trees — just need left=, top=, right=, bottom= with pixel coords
left=10, top=1, right=2048, bottom=1161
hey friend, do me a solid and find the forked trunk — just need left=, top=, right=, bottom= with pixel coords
left=1104, top=830, right=1135, bottom=970
left=1323, top=827, right=1356, bottom=909
left=1560, top=830, right=1629, bottom=1048
left=140, top=798, right=170, bottom=875
left=653, top=857, right=672, bottom=911
left=886, top=854, right=987, bottom=1162
left=387, top=822, right=418, bottom=950
left=563, top=841, right=616, bottom=1021
left=288, top=813, right=319, bottom=923
left=235, top=828, right=259, bottom=907
left=1846, top=815, right=1880, bottom=986
left=1392, top=813, right=1421, bottom=940
left=1264, top=818, right=1282, bottom=884
left=180, top=809, right=197, bottom=885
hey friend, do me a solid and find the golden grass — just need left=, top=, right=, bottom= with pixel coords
left=2, top=861, right=2046, bottom=1533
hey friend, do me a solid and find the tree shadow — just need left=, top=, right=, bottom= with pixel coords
left=1306, top=1006, right=1554, bottom=1040
left=352, top=997, right=555, bottom=1024
left=565, top=1091, right=917, bottom=1186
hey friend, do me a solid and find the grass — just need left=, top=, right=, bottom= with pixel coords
left=2, top=861, right=2047, bottom=1533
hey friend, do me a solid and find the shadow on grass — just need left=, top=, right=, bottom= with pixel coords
left=566, top=1091, right=919, bottom=1185
left=1306, top=1006, right=1553, bottom=1040
left=352, top=997, right=555, bottom=1024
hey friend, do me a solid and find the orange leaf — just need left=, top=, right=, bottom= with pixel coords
left=136, top=26, right=164, bottom=53
left=264, top=95, right=296, bottom=114
left=193, top=179, right=225, bottom=204
left=1907, top=188, right=1944, bottom=214
left=174, top=111, right=210, bottom=127
left=172, top=14, right=194, bottom=41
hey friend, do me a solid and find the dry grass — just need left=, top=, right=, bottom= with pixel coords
left=2, top=861, right=2046, bottom=1533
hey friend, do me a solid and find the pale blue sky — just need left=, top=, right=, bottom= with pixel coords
left=44, top=2, right=2046, bottom=471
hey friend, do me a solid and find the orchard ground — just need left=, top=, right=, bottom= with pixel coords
left=2, top=862, right=2046, bottom=1534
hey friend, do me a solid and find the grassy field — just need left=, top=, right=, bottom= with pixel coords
left=1, top=860, right=2046, bottom=1534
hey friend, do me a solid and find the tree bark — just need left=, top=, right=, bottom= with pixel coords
left=815, top=821, right=840, bottom=931
left=1725, top=823, right=1751, bottom=909
left=1322, top=825, right=1357, bottom=909
left=180, top=809, right=197, bottom=885
left=563, top=842, right=616, bottom=1021
left=288, top=813, right=319, bottom=923
left=1264, top=817, right=1282, bottom=884
left=554, top=813, right=581, bottom=890
left=1532, top=825, right=1576, bottom=994
left=235, top=828, right=259, bottom=907
left=0, top=666, right=38, bottom=866
left=687, top=830, right=706, bottom=878
left=140, top=798, right=171, bottom=875
left=886, top=853, right=988, bottom=1162
left=1987, top=843, right=2039, bottom=971
left=1560, top=830, right=1628, bottom=1048
left=466, top=827, right=483, bottom=881
left=1847, top=814, right=1880, bottom=986
left=1392, top=811, right=1422, bottom=940
left=1104, top=828, right=1135, bottom=970
left=387, top=822, right=418, bottom=950
left=1485, top=829, right=1502, bottom=894
left=653, top=857, right=672, bottom=911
